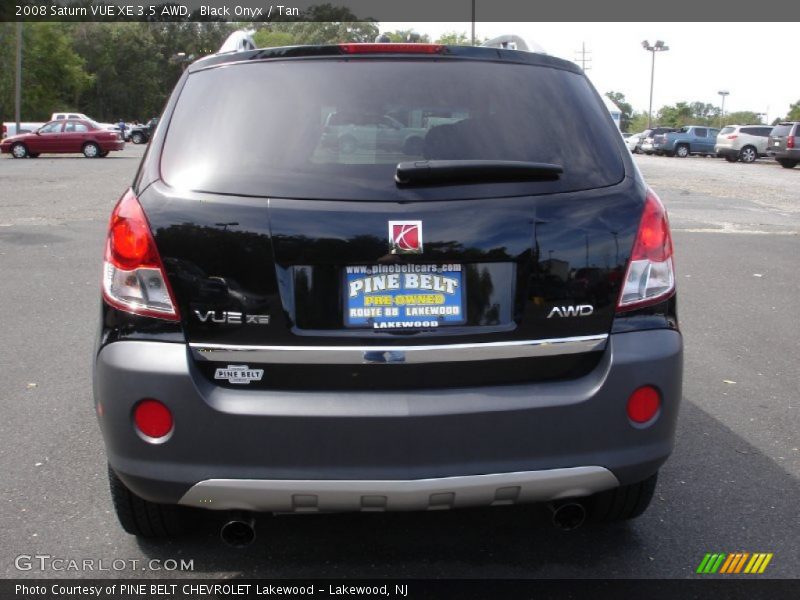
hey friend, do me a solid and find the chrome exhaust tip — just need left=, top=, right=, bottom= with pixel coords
left=220, top=512, right=256, bottom=547
left=549, top=502, right=587, bottom=531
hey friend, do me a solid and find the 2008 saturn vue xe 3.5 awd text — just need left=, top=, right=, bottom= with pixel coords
left=93, top=41, right=682, bottom=541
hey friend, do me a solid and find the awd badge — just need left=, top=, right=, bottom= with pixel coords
left=389, top=220, right=423, bottom=254
left=214, top=365, right=264, bottom=385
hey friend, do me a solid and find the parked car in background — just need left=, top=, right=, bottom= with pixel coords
left=626, top=131, right=645, bottom=153
left=129, top=118, right=159, bottom=144
left=714, top=125, right=772, bottom=163
left=2, top=122, right=46, bottom=139
left=1, top=119, right=124, bottom=158
left=640, top=127, right=677, bottom=154
left=52, top=111, right=122, bottom=137
left=652, top=125, right=720, bottom=157
left=767, top=122, right=800, bottom=169
left=321, top=112, right=427, bottom=155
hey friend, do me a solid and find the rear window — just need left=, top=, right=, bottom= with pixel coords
left=771, top=124, right=793, bottom=137
left=161, top=59, right=625, bottom=200
left=719, top=126, right=735, bottom=135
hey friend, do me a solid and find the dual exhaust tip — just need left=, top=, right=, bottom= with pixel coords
left=219, top=501, right=587, bottom=546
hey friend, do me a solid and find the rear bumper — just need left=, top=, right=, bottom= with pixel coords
left=767, top=148, right=800, bottom=159
left=94, top=329, right=683, bottom=511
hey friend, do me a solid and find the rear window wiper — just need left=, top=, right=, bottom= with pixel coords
left=395, top=160, right=563, bottom=187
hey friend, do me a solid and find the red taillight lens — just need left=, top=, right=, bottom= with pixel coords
left=102, top=189, right=179, bottom=320
left=617, top=189, right=675, bottom=311
left=627, top=386, right=661, bottom=424
left=134, top=399, right=173, bottom=439
left=787, top=135, right=795, bottom=149
left=339, top=43, right=444, bottom=54
left=726, top=135, right=738, bottom=140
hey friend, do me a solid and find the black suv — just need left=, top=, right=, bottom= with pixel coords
left=767, top=121, right=800, bottom=168
left=128, top=117, right=159, bottom=144
left=95, top=42, right=683, bottom=541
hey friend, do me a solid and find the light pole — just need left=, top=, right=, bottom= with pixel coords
left=642, top=40, right=669, bottom=129
left=718, top=90, right=729, bottom=128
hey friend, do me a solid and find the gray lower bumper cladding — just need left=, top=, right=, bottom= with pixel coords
left=178, top=467, right=619, bottom=512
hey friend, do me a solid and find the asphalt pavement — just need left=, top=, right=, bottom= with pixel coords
left=0, top=148, right=797, bottom=579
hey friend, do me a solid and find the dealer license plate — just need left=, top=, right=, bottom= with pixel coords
left=344, top=264, right=465, bottom=329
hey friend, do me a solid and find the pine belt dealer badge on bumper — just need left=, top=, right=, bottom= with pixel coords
left=214, top=365, right=264, bottom=385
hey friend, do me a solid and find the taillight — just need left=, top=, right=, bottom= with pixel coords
left=617, top=189, right=675, bottom=311
left=102, top=189, right=179, bottom=320
left=339, top=43, right=444, bottom=54
left=788, top=135, right=795, bottom=149
left=726, top=135, right=738, bottom=140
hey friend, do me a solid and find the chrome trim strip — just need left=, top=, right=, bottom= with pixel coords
left=178, top=467, right=619, bottom=512
left=189, top=334, right=608, bottom=365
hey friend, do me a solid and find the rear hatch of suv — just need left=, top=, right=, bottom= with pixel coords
left=135, top=46, right=647, bottom=391
left=768, top=123, right=795, bottom=152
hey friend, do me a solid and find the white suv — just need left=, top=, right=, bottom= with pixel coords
left=715, top=125, right=772, bottom=163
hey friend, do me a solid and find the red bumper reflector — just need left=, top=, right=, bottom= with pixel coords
left=134, top=399, right=173, bottom=439
left=627, top=386, right=661, bottom=424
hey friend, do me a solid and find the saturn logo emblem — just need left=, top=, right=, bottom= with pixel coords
left=389, top=220, right=423, bottom=254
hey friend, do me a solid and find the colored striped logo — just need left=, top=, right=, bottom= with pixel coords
left=696, top=552, right=773, bottom=574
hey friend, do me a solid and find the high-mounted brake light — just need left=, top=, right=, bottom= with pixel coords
left=617, top=189, right=675, bottom=311
left=102, top=189, right=179, bottom=320
left=339, top=43, right=444, bottom=54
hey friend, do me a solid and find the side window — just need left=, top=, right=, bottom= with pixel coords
left=794, top=124, right=800, bottom=136
left=39, top=122, right=62, bottom=134
left=694, top=128, right=707, bottom=138
left=709, top=129, right=719, bottom=138
left=64, top=122, right=75, bottom=133
left=741, top=127, right=755, bottom=135
left=759, top=127, right=772, bottom=137
left=55, top=115, right=65, bottom=120
left=69, top=114, right=80, bottom=119
left=74, top=123, right=88, bottom=133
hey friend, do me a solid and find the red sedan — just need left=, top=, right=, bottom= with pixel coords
left=1, top=119, right=125, bottom=158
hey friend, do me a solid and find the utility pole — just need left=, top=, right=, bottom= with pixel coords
left=471, top=0, right=475, bottom=45
left=718, top=90, right=729, bottom=128
left=642, top=40, right=670, bottom=129
left=15, top=21, right=22, bottom=133
left=575, top=42, right=591, bottom=71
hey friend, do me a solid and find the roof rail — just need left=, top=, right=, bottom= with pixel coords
left=481, top=35, right=547, bottom=54
left=218, top=30, right=257, bottom=54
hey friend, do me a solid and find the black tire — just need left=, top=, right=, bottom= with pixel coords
left=131, top=132, right=144, bottom=144
left=675, top=144, right=689, bottom=158
left=777, top=159, right=797, bottom=169
left=739, top=146, right=757, bottom=163
left=83, top=142, right=100, bottom=158
left=586, top=472, right=658, bottom=523
left=724, top=155, right=738, bottom=163
left=108, top=465, right=193, bottom=538
left=11, top=143, right=28, bottom=158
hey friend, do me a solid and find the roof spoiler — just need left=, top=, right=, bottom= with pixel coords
left=218, top=30, right=257, bottom=54
left=481, top=35, right=547, bottom=54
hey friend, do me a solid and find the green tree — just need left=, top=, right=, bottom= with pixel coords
left=435, top=31, right=471, bottom=45
left=627, top=112, right=650, bottom=133
left=605, top=91, right=633, bottom=132
left=720, top=111, right=764, bottom=126
left=0, top=23, right=93, bottom=121
left=786, top=100, right=800, bottom=121
left=381, top=29, right=431, bottom=43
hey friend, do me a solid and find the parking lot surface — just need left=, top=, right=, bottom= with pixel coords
left=0, top=148, right=798, bottom=578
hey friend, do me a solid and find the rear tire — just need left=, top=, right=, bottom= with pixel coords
left=83, top=142, right=100, bottom=158
left=586, top=472, right=658, bottom=523
left=131, top=132, right=144, bottom=144
left=777, top=159, right=797, bottom=169
left=739, top=146, right=757, bottom=163
left=108, top=465, right=193, bottom=538
left=724, top=155, right=738, bottom=163
left=675, top=144, right=689, bottom=158
left=11, top=143, right=28, bottom=158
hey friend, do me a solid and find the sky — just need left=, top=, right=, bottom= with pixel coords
left=381, top=22, right=798, bottom=123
